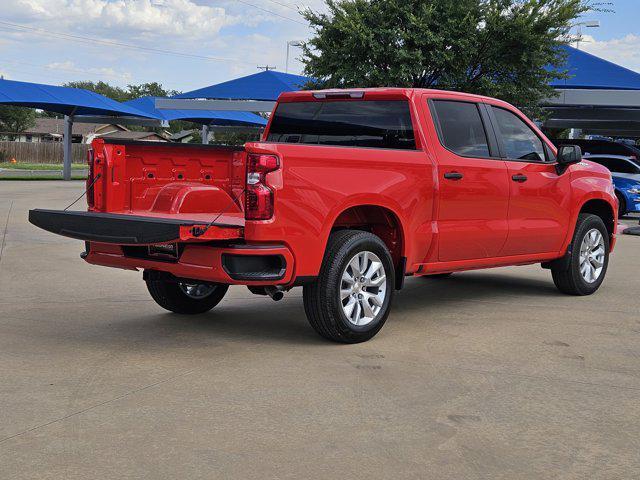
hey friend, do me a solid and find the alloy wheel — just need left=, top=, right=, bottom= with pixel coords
left=579, top=228, right=605, bottom=284
left=340, top=251, right=387, bottom=326
left=178, top=282, right=218, bottom=299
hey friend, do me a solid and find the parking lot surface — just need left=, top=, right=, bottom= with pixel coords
left=1, top=181, right=639, bottom=480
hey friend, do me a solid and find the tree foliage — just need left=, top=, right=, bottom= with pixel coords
left=124, top=82, right=180, bottom=100
left=301, top=0, right=604, bottom=117
left=63, top=81, right=180, bottom=102
left=63, top=80, right=130, bottom=102
left=0, top=105, right=37, bottom=133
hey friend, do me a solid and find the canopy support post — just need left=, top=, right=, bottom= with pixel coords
left=201, top=125, right=209, bottom=145
left=63, top=115, right=74, bottom=181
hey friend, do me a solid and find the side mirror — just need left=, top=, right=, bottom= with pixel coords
left=556, top=145, right=582, bottom=174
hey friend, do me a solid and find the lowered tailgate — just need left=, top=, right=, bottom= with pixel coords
left=29, top=209, right=243, bottom=244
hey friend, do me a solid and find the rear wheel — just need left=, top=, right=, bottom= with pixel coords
left=146, top=278, right=229, bottom=314
left=551, top=213, right=609, bottom=296
left=303, top=230, right=395, bottom=343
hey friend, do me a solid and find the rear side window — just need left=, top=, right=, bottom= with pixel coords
left=492, top=107, right=545, bottom=162
left=266, top=100, right=416, bottom=150
left=431, top=100, right=490, bottom=157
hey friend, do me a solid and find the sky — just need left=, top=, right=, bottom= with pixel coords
left=0, top=0, right=638, bottom=94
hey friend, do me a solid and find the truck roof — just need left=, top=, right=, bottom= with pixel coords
left=278, top=87, right=502, bottom=105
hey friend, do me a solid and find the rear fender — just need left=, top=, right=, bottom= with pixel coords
left=321, top=196, right=409, bottom=258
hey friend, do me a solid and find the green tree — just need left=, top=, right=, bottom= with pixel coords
left=302, top=0, right=605, bottom=117
left=63, top=80, right=180, bottom=102
left=59, top=80, right=187, bottom=132
left=126, top=82, right=180, bottom=99
left=0, top=105, right=37, bottom=134
left=64, top=80, right=130, bottom=102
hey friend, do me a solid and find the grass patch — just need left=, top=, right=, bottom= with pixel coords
left=0, top=162, right=86, bottom=170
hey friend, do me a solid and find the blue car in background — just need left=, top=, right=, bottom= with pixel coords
left=584, top=154, right=640, bottom=217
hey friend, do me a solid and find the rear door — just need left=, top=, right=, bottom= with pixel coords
left=488, top=105, right=572, bottom=256
left=428, top=99, right=510, bottom=261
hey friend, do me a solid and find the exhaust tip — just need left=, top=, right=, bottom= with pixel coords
left=265, top=286, right=284, bottom=301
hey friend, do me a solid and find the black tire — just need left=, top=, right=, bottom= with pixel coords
left=303, top=230, right=395, bottom=343
left=615, top=191, right=626, bottom=218
left=551, top=213, right=610, bottom=296
left=146, top=279, right=228, bottom=314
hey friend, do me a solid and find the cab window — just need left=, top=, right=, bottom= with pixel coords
left=267, top=100, right=416, bottom=150
left=492, top=107, right=546, bottom=162
left=431, top=100, right=491, bottom=158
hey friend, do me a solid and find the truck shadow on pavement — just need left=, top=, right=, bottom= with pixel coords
left=34, top=271, right=563, bottom=350
left=392, top=272, right=560, bottom=316
left=138, top=295, right=321, bottom=346
left=103, top=271, right=561, bottom=347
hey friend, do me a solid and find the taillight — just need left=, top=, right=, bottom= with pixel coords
left=245, top=154, right=279, bottom=220
left=87, top=149, right=95, bottom=208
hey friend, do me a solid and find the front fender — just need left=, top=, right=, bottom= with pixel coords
left=561, top=173, right=617, bottom=254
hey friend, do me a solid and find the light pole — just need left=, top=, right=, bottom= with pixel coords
left=573, top=20, right=600, bottom=50
left=286, top=40, right=303, bottom=73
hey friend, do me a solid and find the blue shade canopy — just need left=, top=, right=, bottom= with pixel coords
left=173, top=70, right=311, bottom=101
left=0, top=78, right=155, bottom=117
left=550, top=45, right=640, bottom=90
left=124, top=96, right=267, bottom=126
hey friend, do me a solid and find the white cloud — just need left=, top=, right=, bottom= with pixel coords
left=46, top=61, right=132, bottom=81
left=0, top=0, right=317, bottom=87
left=2, top=0, right=236, bottom=39
left=580, top=34, right=640, bottom=73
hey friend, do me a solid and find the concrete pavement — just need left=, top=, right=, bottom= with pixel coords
left=1, top=181, right=639, bottom=479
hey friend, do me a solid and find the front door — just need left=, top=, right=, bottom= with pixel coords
left=489, top=106, right=572, bottom=256
left=428, top=99, right=510, bottom=262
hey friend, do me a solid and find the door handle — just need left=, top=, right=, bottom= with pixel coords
left=512, top=174, right=528, bottom=183
left=444, top=172, right=463, bottom=180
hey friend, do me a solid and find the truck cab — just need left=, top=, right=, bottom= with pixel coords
left=30, top=88, right=617, bottom=343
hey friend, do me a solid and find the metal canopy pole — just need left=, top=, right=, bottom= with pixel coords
left=61, top=115, right=164, bottom=180
left=63, top=115, right=73, bottom=181
left=201, top=125, right=209, bottom=145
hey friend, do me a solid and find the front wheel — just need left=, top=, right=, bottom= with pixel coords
left=303, top=230, right=395, bottom=343
left=146, top=278, right=229, bottom=314
left=551, top=213, right=610, bottom=296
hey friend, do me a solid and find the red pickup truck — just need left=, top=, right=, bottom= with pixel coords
left=30, top=88, right=617, bottom=343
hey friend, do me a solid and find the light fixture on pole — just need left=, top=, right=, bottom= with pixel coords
left=286, top=40, right=304, bottom=73
left=573, top=20, right=600, bottom=50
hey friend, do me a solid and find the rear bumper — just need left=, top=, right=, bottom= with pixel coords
left=84, top=242, right=295, bottom=286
